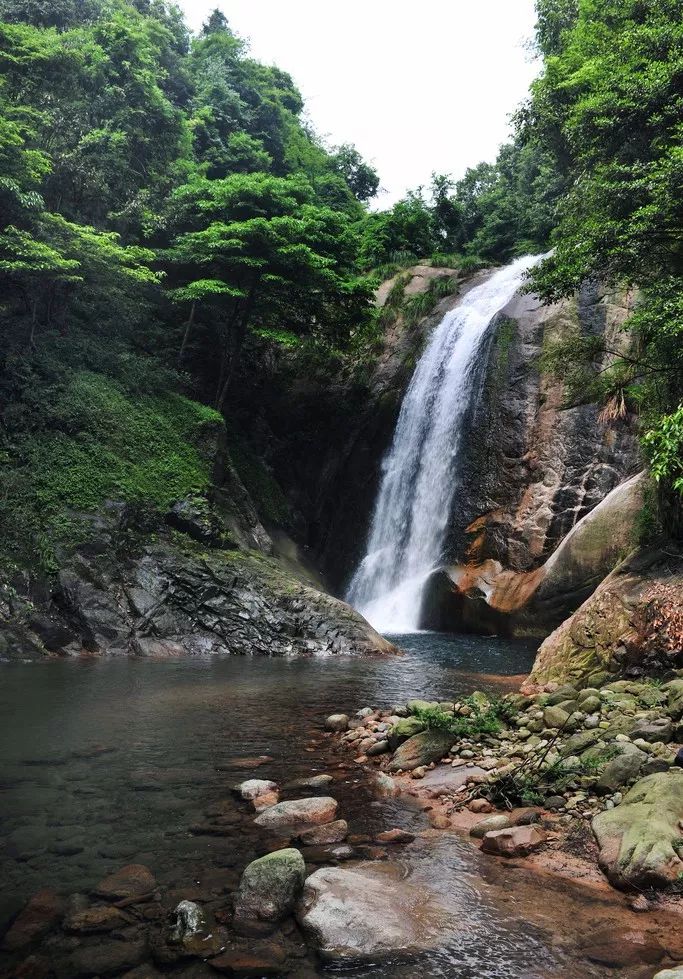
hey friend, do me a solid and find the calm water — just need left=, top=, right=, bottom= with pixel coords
left=0, top=634, right=649, bottom=978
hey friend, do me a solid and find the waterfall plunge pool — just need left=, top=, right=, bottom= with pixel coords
left=0, top=635, right=654, bottom=978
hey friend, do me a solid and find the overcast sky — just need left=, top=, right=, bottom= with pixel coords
left=177, top=1, right=540, bottom=206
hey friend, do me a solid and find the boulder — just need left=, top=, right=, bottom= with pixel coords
left=298, top=820, right=348, bottom=845
left=543, top=706, right=570, bottom=729
left=469, top=815, right=512, bottom=839
left=254, top=797, right=338, bottom=830
left=2, top=890, right=64, bottom=951
left=531, top=545, right=683, bottom=685
left=592, top=770, right=683, bottom=889
left=594, top=748, right=647, bottom=794
left=296, top=863, right=456, bottom=963
left=233, top=779, right=278, bottom=801
left=666, top=678, right=683, bottom=720
left=94, top=864, right=157, bottom=901
left=372, top=772, right=400, bottom=797
left=480, top=825, right=547, bottom=858
left=234, top=849, right=306, bottom=927
left=388, top=730, right=454, bottom=772
left=387, top=716, right=425, bottom=748
left=324, top=714, right=349, bottom=732
left=629, top=717, right=673, bottom=743
left=653, top=969, right=683, bottom=979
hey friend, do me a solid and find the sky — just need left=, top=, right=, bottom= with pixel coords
left=176, top=1, right=540, bottom=206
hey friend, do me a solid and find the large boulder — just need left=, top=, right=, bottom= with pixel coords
left=592, top=770, right=683, bottom=889
left=531, top=545, right=683, bottom=685
left=388, top=730, right=453, bottom=772
left=296, top=863, right=457, bottom=963
left=5, top=511, right=397, bottom=660
left=234, top=849, right=306, bottom=927
left=253, top=797, right=338, bottom=830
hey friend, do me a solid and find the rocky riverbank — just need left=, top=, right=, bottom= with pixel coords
left=325, top=669, right=683, bottom=966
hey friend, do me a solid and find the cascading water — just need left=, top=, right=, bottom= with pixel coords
left=346, top=255, right=543, bottom=633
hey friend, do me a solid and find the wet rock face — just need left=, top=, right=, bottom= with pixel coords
left=421, top=282, right=642, bottom=634
left=2, top=532, right=393, bottom=660
left=452, top=283, right=641, bottom=572
left=592, top=770, right=683, bottom=889
left=296, top=862, right=457, bottom=963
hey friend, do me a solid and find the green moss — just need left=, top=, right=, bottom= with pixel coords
left=225, top=428, right=290, bottom=528
left=0, top=371, right=222, bottom=571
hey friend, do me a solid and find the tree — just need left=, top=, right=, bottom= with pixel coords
left=331, top=144, right=379, bottom=203
left=164, top=172, right=371, bottom=408
left=524, top=0, right=683, bottom=523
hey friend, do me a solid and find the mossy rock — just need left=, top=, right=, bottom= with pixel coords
left=388, top=717, right=426, bottom=750
left=592, top=770, right=683, bottom=889
left=388, top=730, right=454, bottom=772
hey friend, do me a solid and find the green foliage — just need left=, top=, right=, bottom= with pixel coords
left=486, top=743, right=620, bottom=808
left=644, top=405, right=683, bottom=495
left=524, top=0, right=683, bottom=527
left=410, top=695, right=509, bottom=740
left=0, top=371, right=222, bottom=569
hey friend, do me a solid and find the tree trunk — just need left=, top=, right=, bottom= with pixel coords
left=178, top=301, right=196, bottom=368
left=28, top=297, right=38, bottom=350
left=215, top=276, right=261, bottom=412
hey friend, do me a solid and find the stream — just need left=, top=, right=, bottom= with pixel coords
left=0, top=634, right=657, bottom=978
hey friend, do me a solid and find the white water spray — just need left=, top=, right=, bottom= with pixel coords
left=346, top=255, right=542, bottom=633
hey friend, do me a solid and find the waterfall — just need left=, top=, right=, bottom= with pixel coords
left=346, top=255, right=542, bottom=634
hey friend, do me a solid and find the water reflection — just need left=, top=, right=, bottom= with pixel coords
left=0, top=635, right=648, bottom=978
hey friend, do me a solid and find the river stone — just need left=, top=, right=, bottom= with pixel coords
left=63, top=905, right=132, bottom=933
left=375, top=829, right=416, bottom=844
left=653, top=969, right=683, bottom=978
left=592, top=769, right=683, bottom=889
left=94, top=864, right=157, bottom=900
left=285, top=774, right=333, bottom=790
left=234, top=849, right=306, bottom=927
left=666, top=678, right=683, bottom=719
left=372, top=772, right=400, bottom=797
left=68, top=941, right=147, bottom=977
left=469, top=815, right=512, bottom=839
left=253, top=796, right=338, bottom=830
left=560, top=729, right=602, bottom=757
left=594, top=747, right=647, bottom=794
left=296, top=863, right=456, bottom=963
left=209, top=942, right=287, bottom=975
left=1, top=889, right=64, bottom=951
left=233, top=779, right=278, bottom=801
left=325, top=714, right=349, bottom=732
left=388, top=716, right=425, bottom=748
left=547, top=685, right=579, bottom=705
left=629, top=717, right=673, bottom=743
left=388, top=730, right=454, bottom=772
left=298, top=820, right=348, bottom=845
left=480, top=825, right=547, bottom=858
left=543, top=706, right=570, bottom=729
